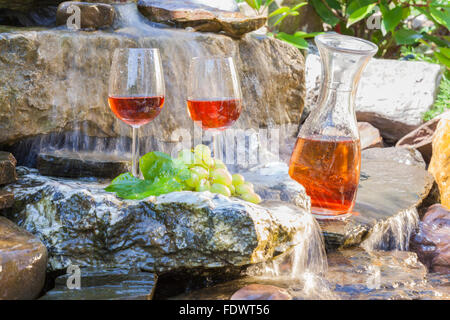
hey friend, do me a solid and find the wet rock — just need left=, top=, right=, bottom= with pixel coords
left=360, top=147, right=426, bottom=168
left=230, top=284, right=292, bottom=300
left=428, top=116, right=450, bottom=209
left=173, top=248, right=449, bottom=300
left=305, top=53, right=443, bottom=144
left=311, top=148, right=432, bottom=250
left=0, top=0, right=62, bottom=10
left=0, top=216, right=48, bottom=300
left=358, top=122, right=383, bottom=150
left=37, top=150, right=131, bottom=178
left=137, top=0, right=266, bottom=38
left=56, top=2, right=115, bottom=30
left=410, top=204, right=450, bottom=273
left=3, top=168, right=310, bottom=273
left=0, top=190, right=14, bottom=210
left=0, top=21, right=305, bottom=151
left=396, top=113, right=447, bottom=163
left=41, top=268, right=157, bottom=300
left=0, top=152, right=17, bottom=185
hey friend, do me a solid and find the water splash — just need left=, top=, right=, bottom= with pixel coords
left=361, top=207, right=419, bottom=251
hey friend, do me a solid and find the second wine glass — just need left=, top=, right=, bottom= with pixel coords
left=108, top=48, right=165, bottom=177
left=187, top=56, right=243, bottom=159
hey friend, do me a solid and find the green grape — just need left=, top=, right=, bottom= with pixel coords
left=235, top=182, right=254, bottom=195
left=232, top=174, right=245, bottom=186
left=178, top=149, right=194, bottom=164
left=185, top=172, right=199, bottom=188
left=190, top=166, right=209, bottom=180
left=196, top=179, right=211, bottom=192
left=194, top=144, right=214, bottom=167
left=240, top=192, right=262, bottom=204
left=213, top=159, right=226, bottom=169
left=229, top=184, right=236, bottom=195
left=210, top=183, right=231, bottom=197
left=210, top=168, right=232, bottom=186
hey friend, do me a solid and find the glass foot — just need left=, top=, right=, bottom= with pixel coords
left=310, top=207, right=353, bottom=220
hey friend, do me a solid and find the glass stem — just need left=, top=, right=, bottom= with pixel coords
left=131, top=126, right=140, bottom=177
left=212, top=131, right=223, bottom=160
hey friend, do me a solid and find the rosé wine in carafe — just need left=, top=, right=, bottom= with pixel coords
left=289, top=33, right=378, bottom=218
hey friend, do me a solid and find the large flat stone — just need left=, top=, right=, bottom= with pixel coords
left=319, top=147, right=434, bottom=251
left=0, top=216, right=48, bottom=300
left=37, top=150, right=131, bottom=178
left=2, top=167, right=310, bottom=274
left=56, top=2, right=116, bottom=30
left=305, top=53, right=443, bottom=144
left=0, top=152, right=17, bottom=185
left=41, top=268, right=157, bottom=300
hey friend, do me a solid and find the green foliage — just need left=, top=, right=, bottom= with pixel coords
left=105, top=151, right=189, bottom=200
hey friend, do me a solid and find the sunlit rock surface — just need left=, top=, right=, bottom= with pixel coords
left=137, top=0, right=266, bottom=38
left=0, top=216, right=48, bottom=300
left=305, top=52, right=442, bottom=143
left=2, top=167, right=310, bottom=273
left=41, top=268, right=157, bottom=300
left=173, top=248, right=449, bottom=300
left=0, top=16, right=304, bottom=153
left=0, top=152, right=17, bottom=185
left=428, top=116, right=450, bottom=210
left=358, top=122, right=383, bottom=150
left=56, top=2, right=116, bottom=30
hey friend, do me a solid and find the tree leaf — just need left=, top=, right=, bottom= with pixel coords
left=434, top=51, right=450, bottom=69
left=294, top=31, right=324, bottom=38
left=309, top=0, right=340, bottom=26
left=429, top=6, right=450, bottom=30
left=347, top=4, right=377, bottom=27
left=380, top=4, right=403, bottom=32
left=268, top=6, right=290, bottom=18
left=438, top=47, right=450, bottom=59
left=346, top=0, right=377, bottom=16
left=276, top=32, right=309, bottom=49
left=291, top=2, right=308, bottom=11
left=394, top=28, right=423, bottom=45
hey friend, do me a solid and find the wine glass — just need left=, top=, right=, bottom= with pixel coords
left=108, top=48, right=165, bottom=177
left=187, top=56, right=242, bottom=160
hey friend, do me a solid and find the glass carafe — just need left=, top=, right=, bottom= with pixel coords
left=289, top=33, right=378, bottom=218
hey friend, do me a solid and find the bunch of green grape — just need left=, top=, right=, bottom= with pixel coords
left=177, top=144, right=262, bottom=204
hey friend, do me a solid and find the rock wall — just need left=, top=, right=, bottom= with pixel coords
left=0, top=26, right=305, bottom=151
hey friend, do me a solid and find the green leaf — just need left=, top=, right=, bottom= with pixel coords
left=309, top=0, right=340, bottom=26
left=276, top=32, right=309, bottom=49
left=105, top=173, right=155, bottom=200
left=139, top=151, right=174, bottom=181
left=346, top=0, right=377, bottom=16
left=347, top=3, right=377, bottom=27
left=268, top=6, right=290, bottom=18
left=291, top=2, right=308, bottom=11
left=435, top=51, right=450, bottom=69
left=430, top=6, right=450, bottom=29
left=438, top=47, right=450, bottom=59
left=394, top=28, right=423, bottom=45
left=294, top=31, right=324, bottom=38
left=380, top=4, right=403, bottom=32
left=245, top=0, right=260, bottom=10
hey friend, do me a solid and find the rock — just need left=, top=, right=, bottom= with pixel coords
left=56, top=2, right=115, bottom=30
left=2, top=168, right=310, bottom=273
left=230, top=284, right=292, bottom=300
left=396, top=113, right=446, bottom=163
left=410, top=204, right=450, bottom=273
left=429, top=116, right=450, bottom=209
left=305, top=53, right=443, bottom=144
left=360, top=147, right=426, bottom=168
left=37, top=150, right=131, bottom=178
left=312, top=148, right=432, bottom=250
left=0, top=216, right=48, bottom=300
left=0, top=20, right=305, bottom=158
left=277, top=1, right=323, bottom=34
left=0, top=190, right=14, bottom=210
left=41, top=268, right=157, bottom=300
left=0, top=0, right=62, bottom=10
left=173, top=248, right=449, bottom=300
left=0, top=152, right=17, bottom=185
left=358, top=122, right=383, bottom=150
left=137, top=0, right=267, bottom=38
